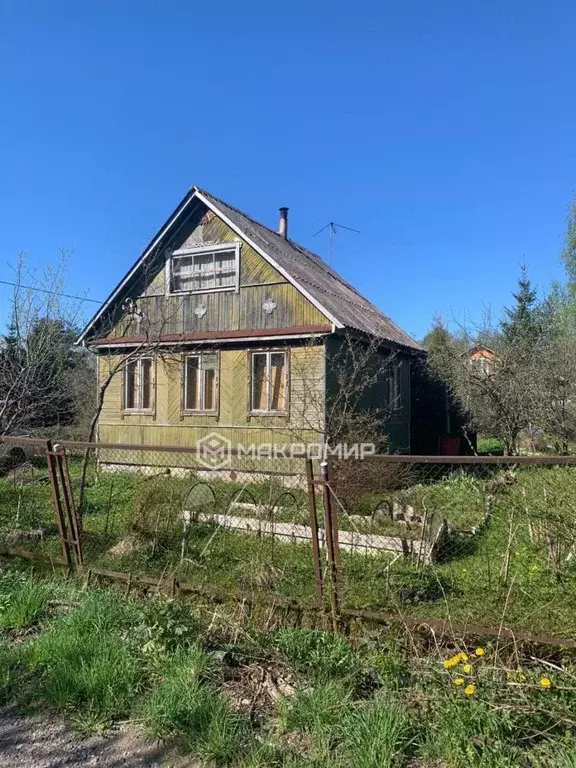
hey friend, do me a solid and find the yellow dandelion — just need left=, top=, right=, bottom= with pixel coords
left=458, top=652, right=469, bottom=662
left=539, top=677, right=552, bottom=689
left=443, top=655, right=459, bottom=669
left=453, top=677, right=465, bottom=686
left=464, top=683, right=476, bottom=696
left=462, top=663, right=472, bottom=674
left=474, top=648, right=485, bottom=657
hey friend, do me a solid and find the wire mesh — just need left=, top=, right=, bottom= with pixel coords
left=59, top=442, right=321, bottom=606
left=329, top=456, right=576, bottom=641
left=0, top=438, right=63, bottom=562
left=2, top=437, right=576, bottom=644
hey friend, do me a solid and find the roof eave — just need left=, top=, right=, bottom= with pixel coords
left=75, top=186, right=198, bottom=345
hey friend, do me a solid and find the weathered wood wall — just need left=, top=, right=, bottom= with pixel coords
left=97, top=342, right=325, bottom=449
left=103, top=204, right=329, bottom=341
left=324, top=336, right=411, bottom=454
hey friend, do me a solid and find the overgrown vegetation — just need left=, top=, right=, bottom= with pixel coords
left=0, top=252, right=95, bottom=437
left=5, top=456, right=576, bottom=637
left=0, top=567, right=575, bottom=766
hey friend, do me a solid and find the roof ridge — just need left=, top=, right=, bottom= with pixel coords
left=193, top=186, right=422, bottom=351
left=195, top=186, right=293, bottom=244
left=195, top=186, right=383, bottom=306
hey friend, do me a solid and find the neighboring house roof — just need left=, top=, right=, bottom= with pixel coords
left=78, top=186, right=422, bottom=350
left=466, top=346, right=496, bottom=358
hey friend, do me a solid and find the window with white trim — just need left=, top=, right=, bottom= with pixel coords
left=183, top=353, right=218, bottom=412
left=389, top=360, right=402, bottom=411
left=251, top=351, right=287, bottom=413
left=169, top=244, right=239, bottom=294
left=124, top=357, right=154, bottom=412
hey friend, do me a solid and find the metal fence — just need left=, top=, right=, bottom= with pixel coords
left=325, top=454, right=576, bottom=646
left=1, top=436, right=576, bottom=648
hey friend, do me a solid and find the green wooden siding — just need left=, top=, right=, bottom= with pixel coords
left=104, top=202, right=328, bottom=341
left=98, top=343, right=325, bottom=449
left=324, top=336, right=410, bottom=454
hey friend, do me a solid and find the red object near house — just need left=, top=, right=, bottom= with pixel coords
left=439, top=435, right=460, bottom=455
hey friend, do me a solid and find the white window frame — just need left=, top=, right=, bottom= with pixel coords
left=389, top=360, right=402, bottom=411
left=167, top=242, right=240, bottom=295
left=123, top=356, right=154, bottom=413
left=250, top=350, right=288, bottom=414
left=183, top=352, right=219, bottom=413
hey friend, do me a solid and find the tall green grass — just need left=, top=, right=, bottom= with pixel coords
left=273, top=628, right=366, bottom=682
left=336, top=696, right=412, bottom=768
left=141, top=646, right=247, bottom=763
left=0, top=570, right=575, bottom=765
left=277, top=680, right=352, bottom=761
left=25, top=590, right=143, bottom=728
left=0, top=577, right=53, bottom=629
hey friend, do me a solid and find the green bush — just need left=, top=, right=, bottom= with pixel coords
left=132, top=597, right=201, bottom=663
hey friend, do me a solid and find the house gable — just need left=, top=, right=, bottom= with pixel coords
left=86, top=198, right=332, bottom=345
left=78, top=185, right=421, bottom=351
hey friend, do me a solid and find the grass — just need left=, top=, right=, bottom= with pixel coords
left=419, top=693, right=521, bottom=767
left=0, top=568, right=575, bottom=765
left=477, top=435, right=504, bottom=455
left=25, top=590, right=143, bottom=728
left=272, top=628, right=367, bottom=683
left=142, top=649, right=247, bottom=762
left=347, top=470, right=487, bottom=532
left=0, top=571, right=54, bottom=629
left=6, top=456, right=576, bottom=639
left=335, top=696, right=413, bottom=768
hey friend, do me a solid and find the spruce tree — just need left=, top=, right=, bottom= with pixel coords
left=500, top=265, right=539, bottom=344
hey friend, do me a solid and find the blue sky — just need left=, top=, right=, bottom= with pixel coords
left=0, top=0, right=575, bottom=341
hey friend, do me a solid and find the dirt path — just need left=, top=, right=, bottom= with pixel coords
left=0, top=709, right=195, bottom=767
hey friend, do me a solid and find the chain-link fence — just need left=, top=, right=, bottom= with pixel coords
left=2, top=437, right=576, bottom=645
left=324, top=455, right=576, bottom=642
left=0, top=437, right=322, bottom=606
left=0, top=437, right=68, bottom=565
left=76, top=443, right=321, bottom=605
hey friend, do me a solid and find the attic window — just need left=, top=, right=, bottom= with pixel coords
left=169, top=243, right=239, bottom=294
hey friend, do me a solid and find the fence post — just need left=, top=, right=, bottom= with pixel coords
left=320, top=458, right=340, bottom=628
left=325, top=457, right=341, bottom=569
left=45, top=441, right=72, bottom=570
left=305, top=458, right=324, bottom=608
left=54, top=446, right=84, bottom=567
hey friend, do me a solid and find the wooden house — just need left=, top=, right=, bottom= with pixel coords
left=77, top=187, right=425, bottom=467
left=467, top=346, right=496, bottom=376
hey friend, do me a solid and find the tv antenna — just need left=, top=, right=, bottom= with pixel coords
left=312, top=221, right=360, bottom=265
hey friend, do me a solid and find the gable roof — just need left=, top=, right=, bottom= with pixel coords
left=78, top=186, right=422, bottom=350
